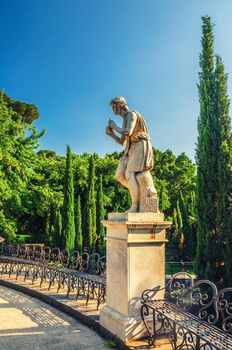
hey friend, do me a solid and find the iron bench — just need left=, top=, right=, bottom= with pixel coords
left=0, top=243, right=106, bottom=309
left=141, top=272, right=232, bottom=350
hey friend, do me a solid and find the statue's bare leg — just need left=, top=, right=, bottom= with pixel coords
left=115, top=157, right=129, bottom=189
left=125, top=171, right=139, bottom=213
left=116, top=176, right=129, bottom=189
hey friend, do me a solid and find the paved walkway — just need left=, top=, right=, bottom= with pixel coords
left=0, top=286, right=111, bottom=350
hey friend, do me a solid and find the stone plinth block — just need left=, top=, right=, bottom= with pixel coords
left=100, top=212, right=172, bottom=341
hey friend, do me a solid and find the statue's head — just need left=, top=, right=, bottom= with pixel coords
left=110, top=96, right=128, bottom=115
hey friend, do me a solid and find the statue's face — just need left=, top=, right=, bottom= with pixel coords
left=111, top=103, right=121, bottom=115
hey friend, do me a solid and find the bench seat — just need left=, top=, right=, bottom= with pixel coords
left=142, top=299, right=232, bottom=350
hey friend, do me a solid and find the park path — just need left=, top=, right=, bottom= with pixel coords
left=0, top=285, right=111, bottom=350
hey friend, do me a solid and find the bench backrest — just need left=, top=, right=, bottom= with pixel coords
left=0, top=243, right=107, bottom=276
left=165, top=272, right=232, bottom=333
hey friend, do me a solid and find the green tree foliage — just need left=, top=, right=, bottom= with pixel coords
left=152, top=148, right=196, bottom=260
left=32, top=150, right=65, bottom=241
left=153, top=149, right=196, bottom=214
left=44, top=211, right=51, bottom=245
left=159, top=183, right=171, bottom=212
left=214, top=56, right=232, bottom=285
left=168, top=207, right=180, bottom=261
left=83, top=155, right=97, bottom=251
left=195, top=16, right=232, bottom=284
left=168, top=190, right=196, bottom=262
left=195, top=16, right=219, bottom=280
left=172, top=208, right=179, bottom=241
left=176, top=199, right=184, bottom=255
left=95, top=152, right=130, bottom=213
left=3, top=92, right=39, bottom=124
left=186, top=192, right=197, bottom=258
left=168, top=201, right=184, bottom=261
left=54, top=207, right=62, bottom=248
left=0, top=92, right=44, bottom=241
left=75, top=195, right=83, bottom=252
left=96, top=175, right=106, bottom=255
left=61, top=145, right=75, bottom=251
left=179, top=191, right=193, bottom=260
left=44, top=202, right=63, bottom=247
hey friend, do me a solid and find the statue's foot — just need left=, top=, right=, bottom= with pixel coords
left=124, top=205, right=138, bottom=213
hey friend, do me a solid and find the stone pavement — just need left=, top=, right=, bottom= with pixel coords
left=0, top=275, right=172, bottom=349
left=0, top=285, right=110, bottom=350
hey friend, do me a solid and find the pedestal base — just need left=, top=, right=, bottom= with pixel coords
left=100, top=305, right=147, bottom=341
left=100, top=212, right=172, bottom=342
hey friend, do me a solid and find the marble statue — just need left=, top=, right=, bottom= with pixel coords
left=105, top=96, right=159, bottom=213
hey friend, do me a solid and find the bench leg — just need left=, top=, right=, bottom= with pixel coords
left=85, top=280, right=90, bottom=306
left=196, top=334, right=200, bottom=350
left=66, top=275, right=71, bottom=297
left=141, top=304, right=156, bottom=346
left=155, top=312, right=177, bottom=349
left=173, top=322, right=177, bottom=350
left=76, top=277, right=81, bottom=300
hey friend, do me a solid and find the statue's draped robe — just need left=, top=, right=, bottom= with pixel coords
left=123, top=111, right=154, bottom=172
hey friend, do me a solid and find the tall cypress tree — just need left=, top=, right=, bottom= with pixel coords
left=83, top=155, right=97, bottom=252
left=75, top=194, right=83, bottom=252
left=195, top=16, right=232, bottom=284
left=214, top=56, right=232, bottom=284
left=195, top=16, right=219, bottom=280
left=61, top=145, right=75, bottom=251
left=96, top=175, right=106, bottom=255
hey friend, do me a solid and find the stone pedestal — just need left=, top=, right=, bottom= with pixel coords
left=100, top=212, right=172, bottom=341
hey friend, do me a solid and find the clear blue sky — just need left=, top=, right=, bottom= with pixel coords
left=1, top=0, right=232, bottom=161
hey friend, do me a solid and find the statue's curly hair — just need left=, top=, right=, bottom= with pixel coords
left=110, top=96, right=127, bottom=109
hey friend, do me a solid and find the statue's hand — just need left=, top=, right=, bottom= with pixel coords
left=108, top=119, right=116, bottom=129
left=105, top=126, right=112, bottom=136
